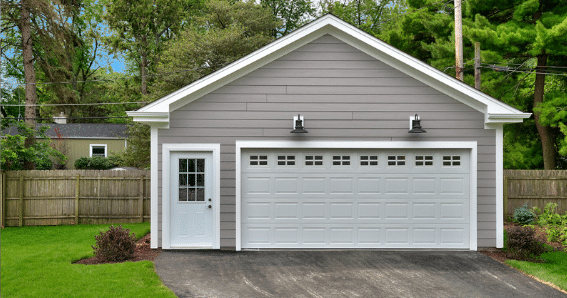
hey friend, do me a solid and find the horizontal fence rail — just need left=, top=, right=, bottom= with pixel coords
left=504, top=170, right=567, bottom=219
left=1, top=170, right=150, bottom=227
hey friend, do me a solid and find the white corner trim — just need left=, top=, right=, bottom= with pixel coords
left=89, top=144, right=107, bottom=157
left=161, top=143, right=221, bottom=249
left=235, top=140, right=478, bottom=251
left=495, top=124, right=504, bottom=248
left=150, top=127, right=159, bottom=249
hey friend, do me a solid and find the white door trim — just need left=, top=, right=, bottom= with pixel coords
left=162, top=143, right=221, bottom=249
left=235, top=140, right=478, bottom=251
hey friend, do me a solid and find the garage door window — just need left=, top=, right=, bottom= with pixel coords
left=305, top=155, right=323, bottom=166
left=388, top=155, right=405, bottom=166
left=332, top=155, right=351, bottom=166
left=277, top=155, right=295, bottom=166
left=415, top=155, right=433, bottom=166
left=443, top=155, right=461, bottom=166
left=360, top=155, right=378, bottom=166
left=250, top=155, right=268, bottom=166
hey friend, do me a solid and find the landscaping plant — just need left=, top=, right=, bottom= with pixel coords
left=92, top=225, right=136, bottom=262
left=536, top=203, right=567, bottom=246
left=506, top=226, right=548, bottom=261
left=513, top=204, right=537, bottom=226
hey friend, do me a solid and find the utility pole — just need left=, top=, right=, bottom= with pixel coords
left=455, top=0, right=463, bottom=81
left=474, top=42, right=481, bottom=90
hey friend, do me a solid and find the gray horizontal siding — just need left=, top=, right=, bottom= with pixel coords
left=157, top=34, right=497, bottom=249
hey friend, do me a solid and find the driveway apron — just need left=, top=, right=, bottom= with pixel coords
left=155, top=250, right=566, bottom=298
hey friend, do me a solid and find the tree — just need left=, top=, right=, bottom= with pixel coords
left=465, top=0, right=567, bottom=169
left=102, top=0, right=203, bottom=96
left=260, top=0, right=315, bottom=37
left=112, top=123, right=151, bottom=169
left=153, top=0, right=279, bottom=98
left=1, top=118, right=66, bottom=170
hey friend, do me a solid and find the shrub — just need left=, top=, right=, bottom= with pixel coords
left=506, top=226, right=547, bottom=261
left=513, top=204, right=536, bottom=226
left=92, top=225, right=136, bottom=262
left=536, top=203, right=567, bottom=245
left=74, top=156, right=117, bottom=170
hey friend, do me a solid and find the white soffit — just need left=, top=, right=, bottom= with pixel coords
left=128, top=14, right=530, bottom=124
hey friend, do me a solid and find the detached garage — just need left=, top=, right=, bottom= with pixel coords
left=128, top=15, right=530, bottom=251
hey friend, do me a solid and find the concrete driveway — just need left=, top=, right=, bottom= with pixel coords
left=155, top=250, right=566, bottom=298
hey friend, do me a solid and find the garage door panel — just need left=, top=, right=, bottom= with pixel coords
left=242, top=149, right=470, bottom=249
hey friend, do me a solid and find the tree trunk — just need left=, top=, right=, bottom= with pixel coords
left=140, top=36, right=148, bottom=95
left=533, top=54, right=556, bottom=169
left=21, top=0, right=38, bottom=170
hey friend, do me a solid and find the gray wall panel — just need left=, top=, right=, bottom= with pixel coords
left=157, top=34, right=498, bottom=249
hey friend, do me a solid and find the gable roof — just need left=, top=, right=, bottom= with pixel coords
left=127, top=14, right=530, bottom=126
left=2, top=123, right=128, bottom=139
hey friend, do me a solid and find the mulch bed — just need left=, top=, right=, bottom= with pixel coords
left=74, top=233, right=162, bottom=265
left=480, top=222, right=566, bottom=263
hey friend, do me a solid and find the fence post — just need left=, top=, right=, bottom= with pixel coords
left=75, top=175, right=80, bottom=225
left=139, top=176, right=144, bottom=223
left=503, top=175, right=508, bottom=221
left=19, top=174, right=24, bottom=227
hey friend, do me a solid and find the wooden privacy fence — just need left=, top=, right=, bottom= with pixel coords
left=504, top=170, right=567, bottom=218
left=0, top=170, right=150, bottom=227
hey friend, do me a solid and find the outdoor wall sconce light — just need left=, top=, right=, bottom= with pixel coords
left=408, top=114, right=427, bottom=133
left=290, top=114, right=308, bottom=133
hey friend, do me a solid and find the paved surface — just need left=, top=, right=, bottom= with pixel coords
left=155, top=250, right=566, bottom=298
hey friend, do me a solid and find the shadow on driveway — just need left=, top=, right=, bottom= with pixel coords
left=155, top=250, right=566, bottom=298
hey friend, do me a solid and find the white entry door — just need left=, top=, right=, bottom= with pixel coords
left=170, top=152, right=214, bottom=248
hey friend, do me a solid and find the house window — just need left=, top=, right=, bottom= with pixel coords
left=90, top=144, right=107, bottom=157
left=305, top=155, right=323, bottom=166
left=387, top=155, right=405, bottom=166
left=443, top=155, right=461, bottom=166
left=250, top=155, right=268, bottom=166
left=332, top=155, right=350, bottom=166
left=277, top=155, right=295, bottom=166
left=360, top=155, right=378, bottom=166
left=415, top=155, right=433, bottom=166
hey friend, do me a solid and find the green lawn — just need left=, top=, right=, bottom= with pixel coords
left=1, top=223, right=177, bottom=298
left=506, top=251, right=567, bottom=292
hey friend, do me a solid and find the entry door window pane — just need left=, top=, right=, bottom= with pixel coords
left=179, top=158, right=205, bottom=202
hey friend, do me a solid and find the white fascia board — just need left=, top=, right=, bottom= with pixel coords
left=126, top=111, right=170, bottom=127
left=486, top=113, right=532, bottom=123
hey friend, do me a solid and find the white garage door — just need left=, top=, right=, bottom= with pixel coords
left=241, top=149, right=470, bottom=249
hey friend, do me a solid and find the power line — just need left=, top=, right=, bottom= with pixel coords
left=1, top=101, right=148, bottom=107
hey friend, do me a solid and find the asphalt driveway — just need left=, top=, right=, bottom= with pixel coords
left=155, top=250, right=566, bottom=298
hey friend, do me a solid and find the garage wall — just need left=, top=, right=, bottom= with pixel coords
left=158, top=34, right=497, bottom=248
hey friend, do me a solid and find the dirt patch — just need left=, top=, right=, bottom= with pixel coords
left=480, top=222, right=565, bottom=263
left=74, top=233, right=162, bottom=265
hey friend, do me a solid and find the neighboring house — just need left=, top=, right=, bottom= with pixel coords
left=2, top=118, right=128, bottom=169
left=128, top=15, right=530, bottom=251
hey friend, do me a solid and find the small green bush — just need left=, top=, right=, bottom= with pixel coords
left=506, top=226, right=547, bottom=261
left=536, top=203, right=567, bottom=245
left=513, top=204, right=537, bottom=226
left=74, top=156, right=117, bottom=170
left=92, top=225, right=136, bottom=262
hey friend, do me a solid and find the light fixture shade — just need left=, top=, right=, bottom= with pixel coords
left=291, top=114, right=308, bottom=133
left=408, top=114, right=426, bottom=133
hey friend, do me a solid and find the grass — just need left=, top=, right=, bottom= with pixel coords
left=506, top=251, right=567, bottom=291
left=1, top=223, right=177, bottom=298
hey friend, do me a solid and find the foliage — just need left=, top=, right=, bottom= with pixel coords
left=535, top=203, right=567, bottom=246
left=0, top=119, right=66, bottom=170
left=513, top=204, right=537, bottom=226
left=102, top=0, right=203, bottom=95
left=261, top=0, right=316, bottom=37
left=74, top=156, right=118, bottom=170
left=153, top=0, right=279, bottom=99
left=112, top=123, right=151, bottom=169
left=506, top=252, right=567, bottom=292
left=506, top=226, right=548, bottom=261
left=92, top=225, right=136, bottom=262
left=1, top=223, right=176, bottom=297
